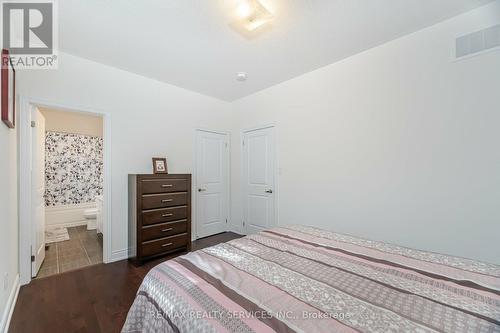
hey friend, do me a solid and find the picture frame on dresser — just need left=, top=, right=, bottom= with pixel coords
left=128, top=174, right=192, bottom=265
left=1, top=49, right=15, bottom=129
left=152, top=157, right=168, bottom=174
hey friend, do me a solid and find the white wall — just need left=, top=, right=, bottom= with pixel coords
left=230, top=2, right=500, bottom=264
left=17, top=52, right=232, bottom=260
left=0, top=117, right=19, bottom=330
left=40, top=107, right=103, bottom=137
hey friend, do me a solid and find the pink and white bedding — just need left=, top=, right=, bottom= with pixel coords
left=122, top=225, right=500, bottom=333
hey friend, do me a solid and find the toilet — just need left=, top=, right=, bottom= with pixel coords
left=83, top=208, right=98, bottom=230
left=84, top=196, right=103, bottom=231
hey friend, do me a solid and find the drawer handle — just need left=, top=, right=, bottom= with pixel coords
left=161, top=199, right=173, bottom=203
left=161, top=184, right=173, bottom=188
left=162, top=243, right=173, bottom=247
left=161, top=228, right=173, bottom=232
left=162, top=213, right=173, bottom=217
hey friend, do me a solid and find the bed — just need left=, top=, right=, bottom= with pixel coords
left=122, top=225, right=500, bottom=333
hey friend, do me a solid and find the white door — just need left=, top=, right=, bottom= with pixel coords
left=31, top=108, right=46, bottom=277
left=243, top=126, right=275, bottom=235
left=195, top=130, right=229, bottom=238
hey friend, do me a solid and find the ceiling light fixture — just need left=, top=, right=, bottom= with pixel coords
left=235, top=0, right=273, bottom=31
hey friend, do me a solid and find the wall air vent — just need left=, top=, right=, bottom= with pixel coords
left=455, top=24, right=500, bottom=59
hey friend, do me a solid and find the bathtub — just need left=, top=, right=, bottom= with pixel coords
left=45, top=202, right=96, bottom=228
left=46, top=199, right=103, bottom=232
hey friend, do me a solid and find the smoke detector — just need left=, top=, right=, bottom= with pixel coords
left=236, top=72, right=248, bottom=81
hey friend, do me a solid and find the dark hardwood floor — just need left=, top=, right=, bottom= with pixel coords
left=9, top=232, right=243, bottom=333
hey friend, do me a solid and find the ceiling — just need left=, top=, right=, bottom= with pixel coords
left=59, top=0, right=493, bottom=101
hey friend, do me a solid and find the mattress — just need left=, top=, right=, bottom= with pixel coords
left=122, top=225, right=500, bottom=333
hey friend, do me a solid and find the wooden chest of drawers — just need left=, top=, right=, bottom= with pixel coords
left=128, top=174, right=192, bottom=265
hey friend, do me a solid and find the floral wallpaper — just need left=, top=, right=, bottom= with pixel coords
left=45, top=131, right=103, bottom=206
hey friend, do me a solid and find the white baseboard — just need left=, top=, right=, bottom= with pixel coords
left=109, top=248, right=129, bottom=262
left=228, top=224, right=243, bottom=235
left=1, top=274, right=20, bottom=333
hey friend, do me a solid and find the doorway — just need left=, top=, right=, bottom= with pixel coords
left=195, top=129, right=229, bottom=238
left=31, top=107, right=105, bottom=278
left=242, top=126, right=276, bottom=234
left=19, top=98, right=112, bottom=285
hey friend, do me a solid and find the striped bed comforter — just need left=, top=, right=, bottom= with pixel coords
left=122, top=225, right=500, bottom=333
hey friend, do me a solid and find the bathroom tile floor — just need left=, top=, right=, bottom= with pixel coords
left=36, top=225, right=103, bottom=278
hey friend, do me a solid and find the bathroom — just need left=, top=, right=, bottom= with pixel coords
left=36, top=107, right=104, bottom=278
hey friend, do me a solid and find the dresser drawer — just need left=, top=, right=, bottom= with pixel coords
left=141, top=220, right=187, bottom=241
left=141, top=233, right=188, bottom=257
left=142, top=206, right=188, bottom=226
left=142, top=179, right=188, bottom=194
left=142, top=193, right=188, bottom=210
left=129, top=174, right=192, bottom=265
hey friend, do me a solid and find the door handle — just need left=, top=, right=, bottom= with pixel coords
left=198, top=188, right=206, bottom=192
left=265, top=189, right=273, bottom=193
